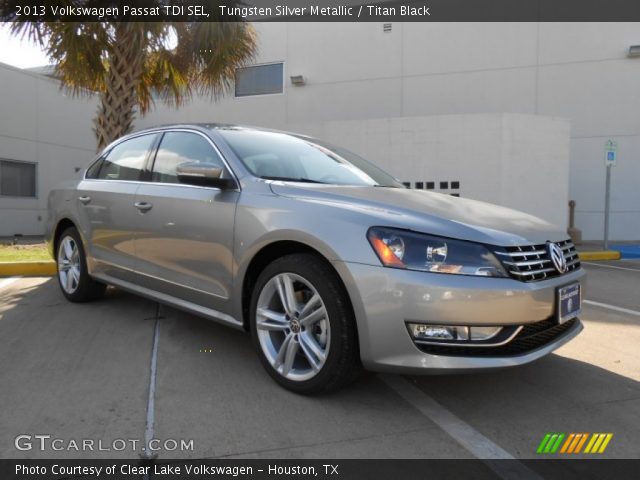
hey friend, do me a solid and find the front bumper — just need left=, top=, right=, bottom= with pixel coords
left=332, top=261, right=585, bottom=373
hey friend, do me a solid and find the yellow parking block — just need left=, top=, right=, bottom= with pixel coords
left=0, top=261, right=57, bottom=277
left=578, top=251, right=621, bottom=261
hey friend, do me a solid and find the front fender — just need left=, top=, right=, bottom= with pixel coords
left=230, top=191, right=381, bottom=323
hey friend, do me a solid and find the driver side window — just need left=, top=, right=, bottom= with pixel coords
left=152, top=132, right=224, bottom=184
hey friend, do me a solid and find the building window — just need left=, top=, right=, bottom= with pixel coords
left=235, top=63, right=284, bottom=97
left=0, top=159, right=36, bottom=197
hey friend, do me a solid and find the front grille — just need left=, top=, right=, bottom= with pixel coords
left=416, top=317, right=579, bottom=357
left=494, top=239, right=580, bottom=282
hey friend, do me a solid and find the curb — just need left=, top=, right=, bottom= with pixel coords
left=578, top=251, right=621, bottom=261
left=0, top=261, right=56, bottom=277
left=0, top=249, right=629, bottom=277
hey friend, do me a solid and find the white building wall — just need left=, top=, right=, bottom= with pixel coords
left=1, top=22, right=638, bottom=239
left=0, top=62, right=97, bottom=236
left=140, top=22, right=640, bottom=240
left=536, top=23, right=640, bottom=241
left=294, top=114, right=571, bottom=228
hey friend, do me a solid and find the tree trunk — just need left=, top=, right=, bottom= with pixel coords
left=93, top=24, right=145, bottom=151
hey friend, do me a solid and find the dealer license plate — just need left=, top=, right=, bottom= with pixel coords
left=557, top=283, right=581, bottom=324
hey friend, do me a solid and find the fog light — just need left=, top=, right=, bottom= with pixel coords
left=469, top=326, right=503, bottom=340
left=408, top=323, right=469, bottom=341
left=408, top=323, right=505, bottom=343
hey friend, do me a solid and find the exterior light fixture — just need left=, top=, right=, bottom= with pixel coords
left=290, top=75, right=306, bottom=86
left=628, top=45, right=640, bottom=57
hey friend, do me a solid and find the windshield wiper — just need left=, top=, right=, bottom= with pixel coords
left=260, top=176, right=327, bottom=184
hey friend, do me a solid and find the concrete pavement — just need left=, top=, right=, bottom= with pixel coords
left=0, top=278, right=156, bottom=459
left=1, top=260, right=639, bottom=461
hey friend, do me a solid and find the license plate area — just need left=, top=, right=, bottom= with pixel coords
left=557, top=283, right=581, bottom=324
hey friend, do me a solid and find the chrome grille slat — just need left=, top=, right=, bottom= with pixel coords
left=509, top=267, right=556, bottom=276
left=495, top=250, right=547, bottom=257
left=495, top=239, right=581, bottom=282
left=502, top=258, right=551, bottom=267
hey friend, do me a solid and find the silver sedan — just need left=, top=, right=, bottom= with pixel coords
left=46, top=124, right=585, bottom=394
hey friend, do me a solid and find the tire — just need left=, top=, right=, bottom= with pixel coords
left=56, top=226, right=106, bottom=302
left=250, top=253, right=361, bottom=394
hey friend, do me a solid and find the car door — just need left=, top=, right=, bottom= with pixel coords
left=132, top=130, right=239, bottom=313
left=76, top=133, right=158, bottom=282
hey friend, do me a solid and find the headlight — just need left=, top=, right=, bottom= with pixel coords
left=367, top=227, right=508, bottom=277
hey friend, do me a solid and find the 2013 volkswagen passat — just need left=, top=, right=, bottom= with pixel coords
left=46, top=124, right=584, bottom=394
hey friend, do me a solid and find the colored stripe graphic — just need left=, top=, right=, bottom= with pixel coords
left=538, top=433, right=612, bottom=454
left=544, top=433, right=559, bottom=453
left=584, top=433, right=598, bottom=453
left=592, top=434, right=606, bottom=452
left=537, top=433, right=565, bottom=454
left=560, top=433, right=575, bottom=453
left=536, top=432, right=613, bottom=455
left=585, top=433, right=614, bottom=454
left=550, top=433, right=565, bottom=453
left=598, top=433, right=613, bottom=453
left=567, top=433, right=582, bottom=453
left=574, top=433, right=589, bottom=453
left=537, top=433, right=552, bottom=454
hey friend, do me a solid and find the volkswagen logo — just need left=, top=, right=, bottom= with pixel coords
left=547, top=242, right=567, bottom=274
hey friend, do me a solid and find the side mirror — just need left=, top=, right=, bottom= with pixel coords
left=175, top=162, right=235, bottom=189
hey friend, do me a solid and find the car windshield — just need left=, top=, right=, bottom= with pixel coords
left=216, top=128, right=404, bottom=188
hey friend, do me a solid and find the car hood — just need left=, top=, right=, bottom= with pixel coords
left=269, top=183, right=566, bottom=246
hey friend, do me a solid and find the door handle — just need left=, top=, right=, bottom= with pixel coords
left=134, top=201, right=153, bottom=212
left=78, top=196, right=91, bottom=205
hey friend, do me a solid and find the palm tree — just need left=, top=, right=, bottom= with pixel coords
left=8, top=12, right=257, bottom=150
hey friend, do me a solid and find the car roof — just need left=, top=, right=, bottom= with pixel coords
left=133, top=123, right=312, bottom=137
left=101, top=123, right=315, bottom=154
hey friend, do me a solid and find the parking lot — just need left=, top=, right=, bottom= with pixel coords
left=1, top=261, right=638, bottom=461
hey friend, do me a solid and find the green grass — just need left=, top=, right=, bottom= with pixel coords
left=0, top=244, right=52, bottom=262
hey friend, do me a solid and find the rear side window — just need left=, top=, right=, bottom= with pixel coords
left=151, top=132, right=224, bottom=184
left=96, top=134, right=156, bottom=181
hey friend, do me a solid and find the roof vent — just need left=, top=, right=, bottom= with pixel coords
left=383, top=23, right=392, bottom=33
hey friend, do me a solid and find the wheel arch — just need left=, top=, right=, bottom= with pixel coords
left=52, top=218, right=78, bottom=257
left=240, top=240, right=358, bottom=336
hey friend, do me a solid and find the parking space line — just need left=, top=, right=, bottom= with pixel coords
left=584, top=300, right=640, bottom=317
left=582, top=262, right=640, bottom=273
left=0, top=276, right=20, bottom=290
left=142, top=311, right=161, bottom=460
left=380, top=375, right=543, bottom=480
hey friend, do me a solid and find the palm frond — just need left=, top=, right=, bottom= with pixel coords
left=6, top=3, right=258, bottom=148
left=185, top=21, right=258, bottom=98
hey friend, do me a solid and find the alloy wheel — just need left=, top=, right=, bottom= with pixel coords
left=255, top=273, right=330, bottom=381
left=57, top=236, right=81, bottom=294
